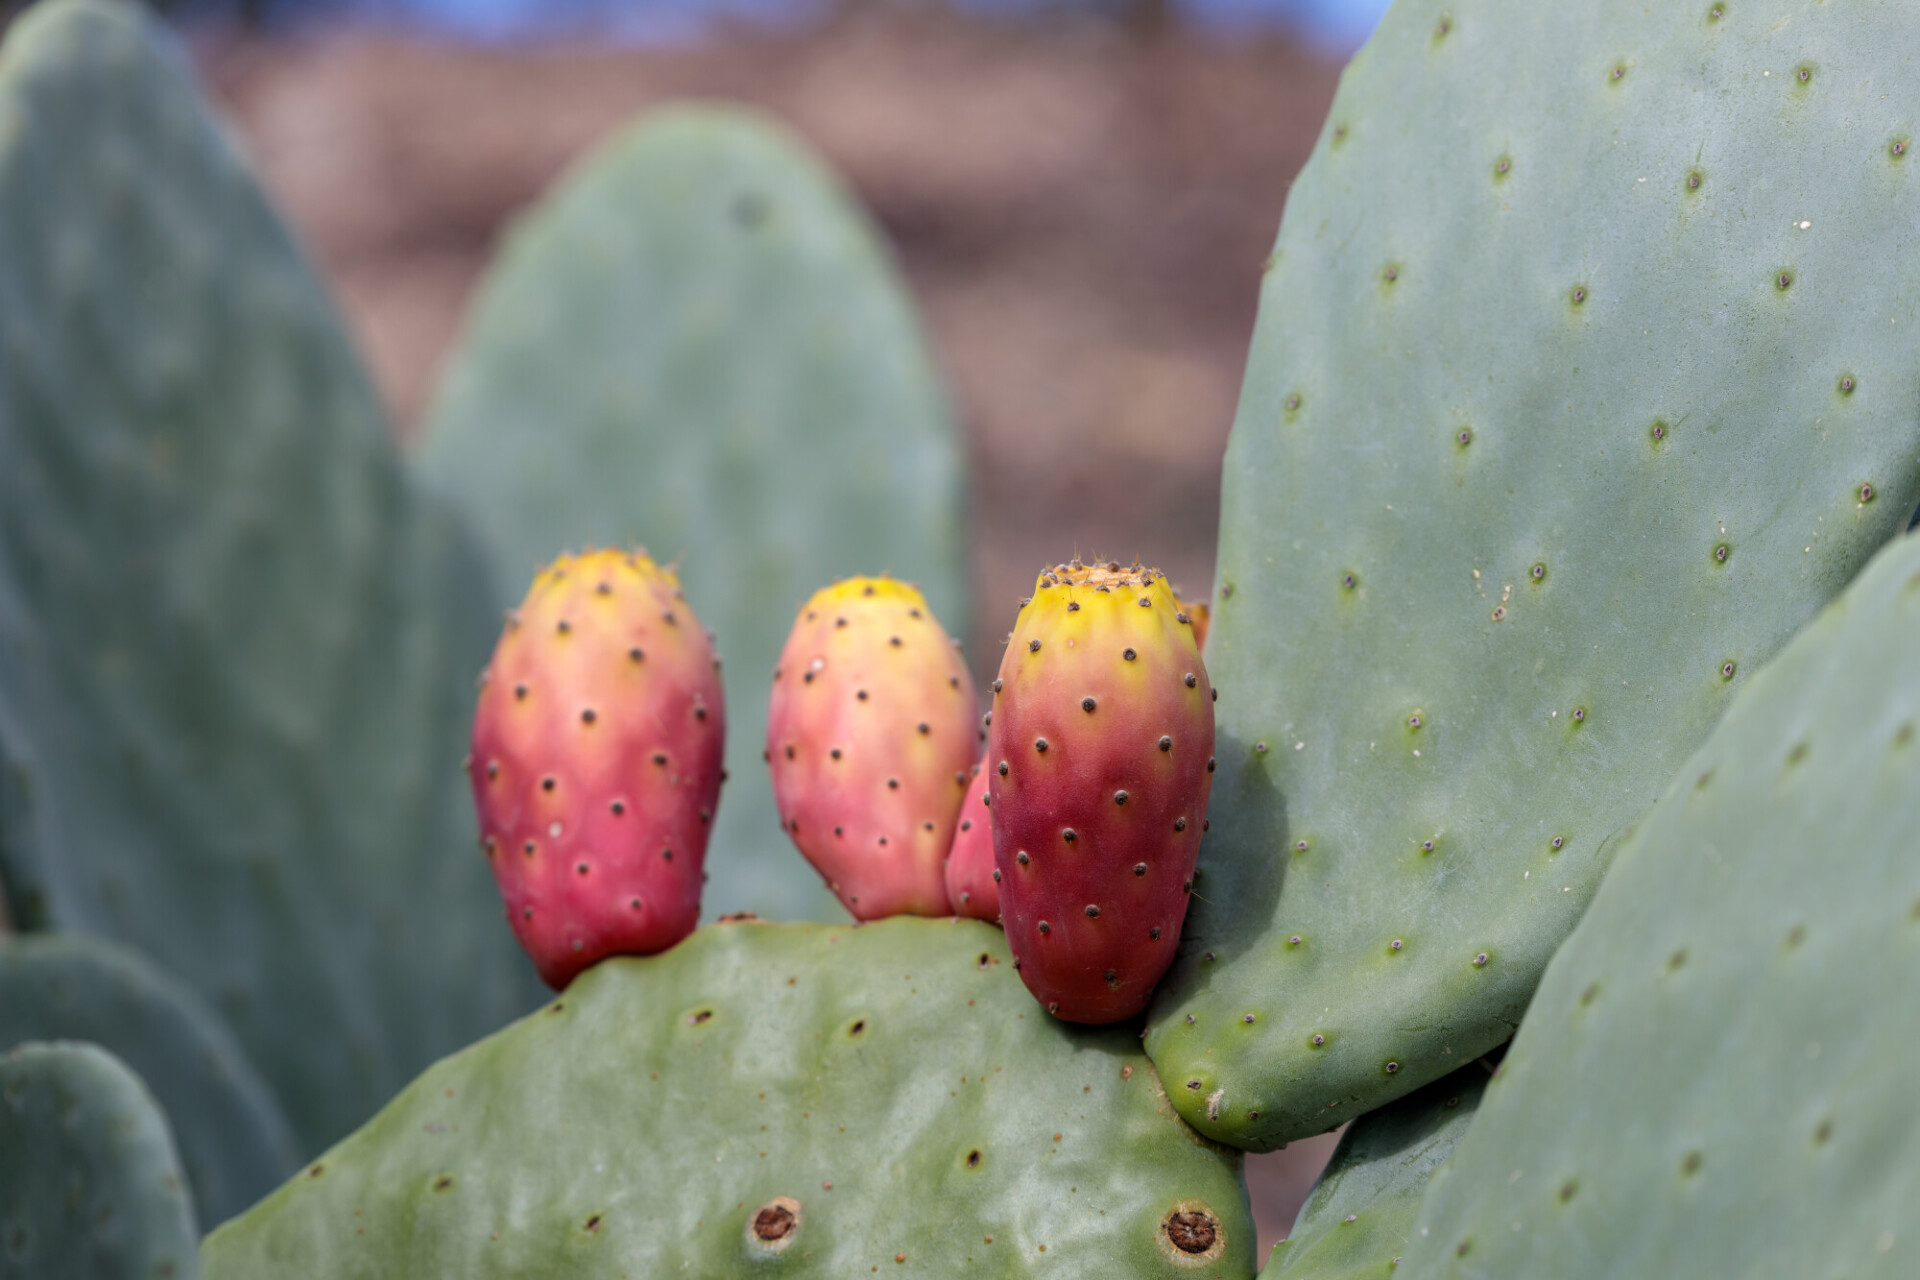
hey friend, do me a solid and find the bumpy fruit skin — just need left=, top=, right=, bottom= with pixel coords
left=989, top=562, right=1213, bottom=1023
left=1182, top=600, right=1211, bottom=651
left=767, top=577, right=976, bottom=918
left=943, top=754, right=998, bottom=921
left=469, top=550, right=724, bottom=988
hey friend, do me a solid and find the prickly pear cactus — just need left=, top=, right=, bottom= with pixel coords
left=1148, top=0, right=1920, bottom=1147
left=990, top=563, right=1213, bottom=1025
left=419, top=106, right=968, bottom=924
left=0, top=934, right=297, bottom=1229
left=1393, top=530, right=1920, bottom=1279
left=1261, top=1064, right=1487, bottom=1279
left=767, top=577, right=977, bottom=919
left=0, top=1041, right=200, bottom=1280
left=203, top=918, right=1255, bottom=1278
left=0, top=0, right=541, bottom=1151
left=470, top=550, right=726, bottom=988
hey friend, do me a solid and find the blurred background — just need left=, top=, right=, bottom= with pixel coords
left=8, top=0, right=1383, bottom=1253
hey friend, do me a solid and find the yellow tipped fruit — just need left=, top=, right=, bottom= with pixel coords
left=988, top=560, right=1214, bottom=1023
left=766, top=577, right=978, bottom=918
left=468, top=551, right=725, bottom=989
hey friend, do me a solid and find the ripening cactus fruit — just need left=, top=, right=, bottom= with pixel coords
left=766, top=577, right=976, bottom=918
left=469, top=551, right=725, bottom=988
left=943, top=754, right=998, bottom=921
left=988, top=561, right=1214, bottom=1023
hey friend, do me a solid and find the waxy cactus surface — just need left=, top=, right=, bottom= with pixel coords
left=0, top=0, right=541, bottom=1152
left=1148, top=0, right=1920, bottom=1149
left=471, top=550, right=725, bottom=988
left=1395, top=530, right=1920, bottom=1279
left=203, top=918, right=1256, bottom=1279
left=945, top=753, right=1001, bottom=921
left=0, top=934, right=298, bottom=1228
left=989, top=563, right=1213, bottom=1024
left=1261, top=1063, right=1488, bottom=1280
left=766, top=576, right=976, bottom=918
left=1, top=1041, right=201, bottom=1280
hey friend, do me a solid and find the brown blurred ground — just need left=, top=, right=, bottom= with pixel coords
left=198, top=3, right=1341, bottom=1251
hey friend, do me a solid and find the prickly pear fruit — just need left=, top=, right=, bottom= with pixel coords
left=766, top=577, right=977, bottom=918
left=988, top=561, right=1214, bottom=1023
left=1182, top=600, right=1211, bottom=651
left=469, top=550, right=725, bottom=988
left=943, top=755, right=999, bottom=921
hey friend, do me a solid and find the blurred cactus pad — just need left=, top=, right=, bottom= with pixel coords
left=1145, top=0, right=1920, bottom=1148
left=0, top=0, right=541, bottom=1152
left=1396, top=529, right=1920, bottom=1278
left=204, top=918, right=1255, bottom=1278
left=0, top=933, right=299, bottom=1227
left=0, top=1041, right=202, bottom=1280
left=419, top=105, right=968, bottom=924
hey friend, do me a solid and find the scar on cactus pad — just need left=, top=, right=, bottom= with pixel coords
left=766, top=576, right=977, bottom=918
left=990, top=560, right=1214, bottom=1023
left=469, top=550, right=725, bottom=988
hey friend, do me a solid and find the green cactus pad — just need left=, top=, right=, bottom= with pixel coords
left=0, top=0, right=540, bottom=1152
left=419, top=105, right=967, bottom=923
left=0, top=1041, right=200, bottom=1279
left=204, top=918, right=1254, bottom=1278
left=0, top=934, right=298, bottom=1228
left=1396, top=530, right=1920, bottom=1278
left=1147, top=0, right=1920, bottom=1147
left=1261, top=1065, right=1487, bottom=1280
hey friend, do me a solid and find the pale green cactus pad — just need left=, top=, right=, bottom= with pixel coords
left=0, top=0, right=541, bottom=1153
left=0, top=934, right=297, bottom=1228
left=1261, top=1065, right=1487, bottom=1279
left=1147, top=0, right=1920, bottom=1148
left=204, top=918, right=1255, bottom=1279
left=0, top=1041, right=200, bottom=1280
left=419, top=105, right=967, bottom=923
left=1393, top=531, right=1920, bottom=1277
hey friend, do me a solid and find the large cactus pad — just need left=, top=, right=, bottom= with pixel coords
left=0, top=1041, right=201, bottom=1279
left=205, top=918, right=1254, bottom=1278
left=0, top=0, right=540, bottom=1152
left=0, top=933, right=297, bottom=1229
left=420, top=106, right=967, bottom=924
left=1396, top=533, right=1920, bottom=1276
left=1148, top=0, right=1920, bottom=1147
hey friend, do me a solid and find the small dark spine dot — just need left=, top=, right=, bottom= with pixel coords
left=1185, top=673, right=1199, bottom=688
left=1174, top=817, right=1188, bottom=831
left=1062, top=829, right=1078, bottom=844
left=1085, top=905, right=1100, bottom=918
left=1123, top=648, right=1137, bottom=661
left=1038, top=921, right=1051, bottom=935
left=1016, top=851, right=1030, bottom=865
left=1034, top=737, right=1049, bottom=753
left=1114, top=790, right=1129, bottom=805
left=1159, top=735, right=1173, bottom=752
left=1029, top=639, right=1042, bottom=652
left=1082, top=696, right=1097, bottom=713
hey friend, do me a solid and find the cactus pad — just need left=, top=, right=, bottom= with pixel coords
left=1147, top=0, right=1920, bottom=1147
left=204, top=917, right=1254, bottom=1278
left=1393, top=530, right=1920, bottom=1277
left=0, top=934, right=297, bottom=1229
left=0, top=0, right=540, bottom=1151
left=1261, top=1065, right=1487, bottom=1279
left=0, top=1040, right=200, bottom=1279
left=419, top=104, right=967, bottom=924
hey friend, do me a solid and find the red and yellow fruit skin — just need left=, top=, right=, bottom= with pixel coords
left=468, top=550, right=724, bottom=989
left=988, top=562, right=1213, bottom=1024
left=767, top=577, right=977, bottom=919
left=944, top=754, right=999, bottom=922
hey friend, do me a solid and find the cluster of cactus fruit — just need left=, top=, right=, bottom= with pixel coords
left=471, top=551, right=1216, bottom=1033
left=6, top=0, right=1920, bottom=1276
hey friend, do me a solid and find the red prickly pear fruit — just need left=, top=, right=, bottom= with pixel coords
left=766, top=577, right=977, bottom=919
left=944, top=754, right=1000, bottom=922
left=468, top=550, right=725, bottom=989
left=988, top=560, right=1214, bottom=1024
